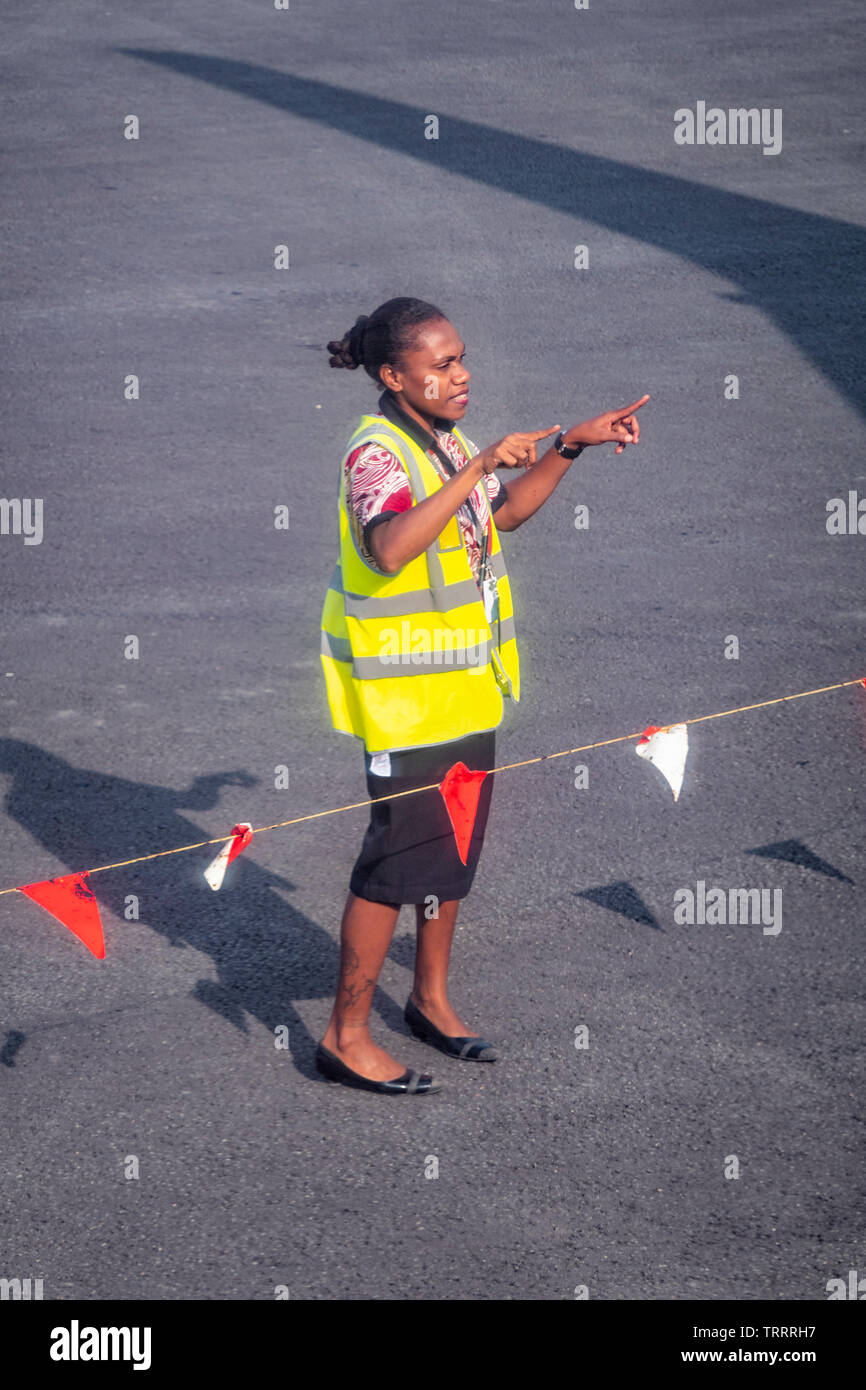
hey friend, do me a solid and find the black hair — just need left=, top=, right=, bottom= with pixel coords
left=327, top=297, right=445, bottom=383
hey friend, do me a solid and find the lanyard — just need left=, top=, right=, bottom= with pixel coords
left=376, top=393, right=500, bottom=643
left=423, top=441, right=502, bottom=659
left=425, top=435, right=489, bottom=574
left=426, top=436, right=500, bottom=643
left=377, top=391, right=489, bottom=563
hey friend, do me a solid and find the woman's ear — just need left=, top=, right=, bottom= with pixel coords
left=379, top=363, right=401, bottom=393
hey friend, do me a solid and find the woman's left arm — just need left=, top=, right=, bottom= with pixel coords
left=494, top=394, right=649, bottom=531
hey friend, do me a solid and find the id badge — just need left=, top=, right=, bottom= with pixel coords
left=481, top=573, right=498, bottom=626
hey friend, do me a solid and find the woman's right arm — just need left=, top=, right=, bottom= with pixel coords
left=368, top=455, right=487, bottom=575
left=369, top=427, right=560, bottom=575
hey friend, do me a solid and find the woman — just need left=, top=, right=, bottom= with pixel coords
left=318, top=297, right=648, bottom=1095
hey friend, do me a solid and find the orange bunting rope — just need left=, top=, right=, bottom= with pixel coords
left=0, top=675, right=863, bottom=900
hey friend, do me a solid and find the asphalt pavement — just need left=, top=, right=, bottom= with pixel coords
left=1, top=0, right=864, bottom=1301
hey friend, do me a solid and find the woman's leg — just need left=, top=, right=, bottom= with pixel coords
left=410, top=899, right=480, bottom=1038
left=320, top=891, right=410, bottom=1081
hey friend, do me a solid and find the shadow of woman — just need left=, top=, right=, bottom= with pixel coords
left=0, top=739, right=406, bottom=1080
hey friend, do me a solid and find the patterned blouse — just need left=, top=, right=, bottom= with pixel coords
left=344, top=416, right=507, bottom=588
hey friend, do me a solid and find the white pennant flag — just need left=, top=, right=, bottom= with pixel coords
left=635, top=724, right=688, bottom=801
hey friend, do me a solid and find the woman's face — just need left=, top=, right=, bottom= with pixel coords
left=380, top=318, right=470, bottom=424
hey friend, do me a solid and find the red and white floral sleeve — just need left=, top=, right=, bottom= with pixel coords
left=344, top=442, right=413, bottom=565
left=344, top=428, right=507, bottom=581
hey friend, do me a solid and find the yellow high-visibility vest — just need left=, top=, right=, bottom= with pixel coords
left=320, top=413, right=520, bottom=753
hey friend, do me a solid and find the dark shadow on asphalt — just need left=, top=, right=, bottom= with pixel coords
left=117, top=51, right=866, bottom=420
left=576, top=881, right=662, bottom=930
left=1, top=1029, right=27, bottom=1067
left=745, top=838, right=854, bottom=882
left=0, top=739, right=408, bottom=1080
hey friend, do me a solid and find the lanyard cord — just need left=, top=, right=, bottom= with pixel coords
left=377, top=392, right=490, bottom=576
left=426, top=435, right=499, bottom=661
left=426, top=433, right=490, bottom=573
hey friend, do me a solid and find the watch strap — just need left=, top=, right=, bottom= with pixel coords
left=554, top=431, right=584, bottom=459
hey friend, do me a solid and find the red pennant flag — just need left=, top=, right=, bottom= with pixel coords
left=18, top=871, right=106, bottom=959
left=203, top=822, right=254, bottom=891
left=439, top=762, right=488, bottom=865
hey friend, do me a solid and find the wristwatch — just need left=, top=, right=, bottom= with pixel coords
left=554, top=431, right=585, bottom=459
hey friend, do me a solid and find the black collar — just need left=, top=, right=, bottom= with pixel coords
left=377, top=390, right=456, bottom=475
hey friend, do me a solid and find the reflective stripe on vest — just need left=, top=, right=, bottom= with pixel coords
left=320, top=414, right=520, bottom=753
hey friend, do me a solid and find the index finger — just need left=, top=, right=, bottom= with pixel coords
left=613, top=394, right=650, bottom=418
left=522, top=426, right=562, bottom=440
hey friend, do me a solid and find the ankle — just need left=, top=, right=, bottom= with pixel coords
left=327, top=1019, right=372, bottom=1044
left=335, top=1017, right=372, bottom=1039
left=411, top=988, right=448, bottom=1011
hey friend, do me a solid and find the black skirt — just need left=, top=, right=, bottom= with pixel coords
left=349, top=731, right=497, bottom=906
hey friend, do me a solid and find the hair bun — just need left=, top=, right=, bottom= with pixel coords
left=326, top=337, right=356, bottom=370
left=327, top=314, right=368, bottom=370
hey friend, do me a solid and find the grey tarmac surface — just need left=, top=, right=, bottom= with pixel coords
left=1, top=0, right=864, bottom=1301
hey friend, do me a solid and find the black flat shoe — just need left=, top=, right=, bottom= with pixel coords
left=404, top=997, right=499, bottom=1062
left=315, top=1042, right=443, bottom=1094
